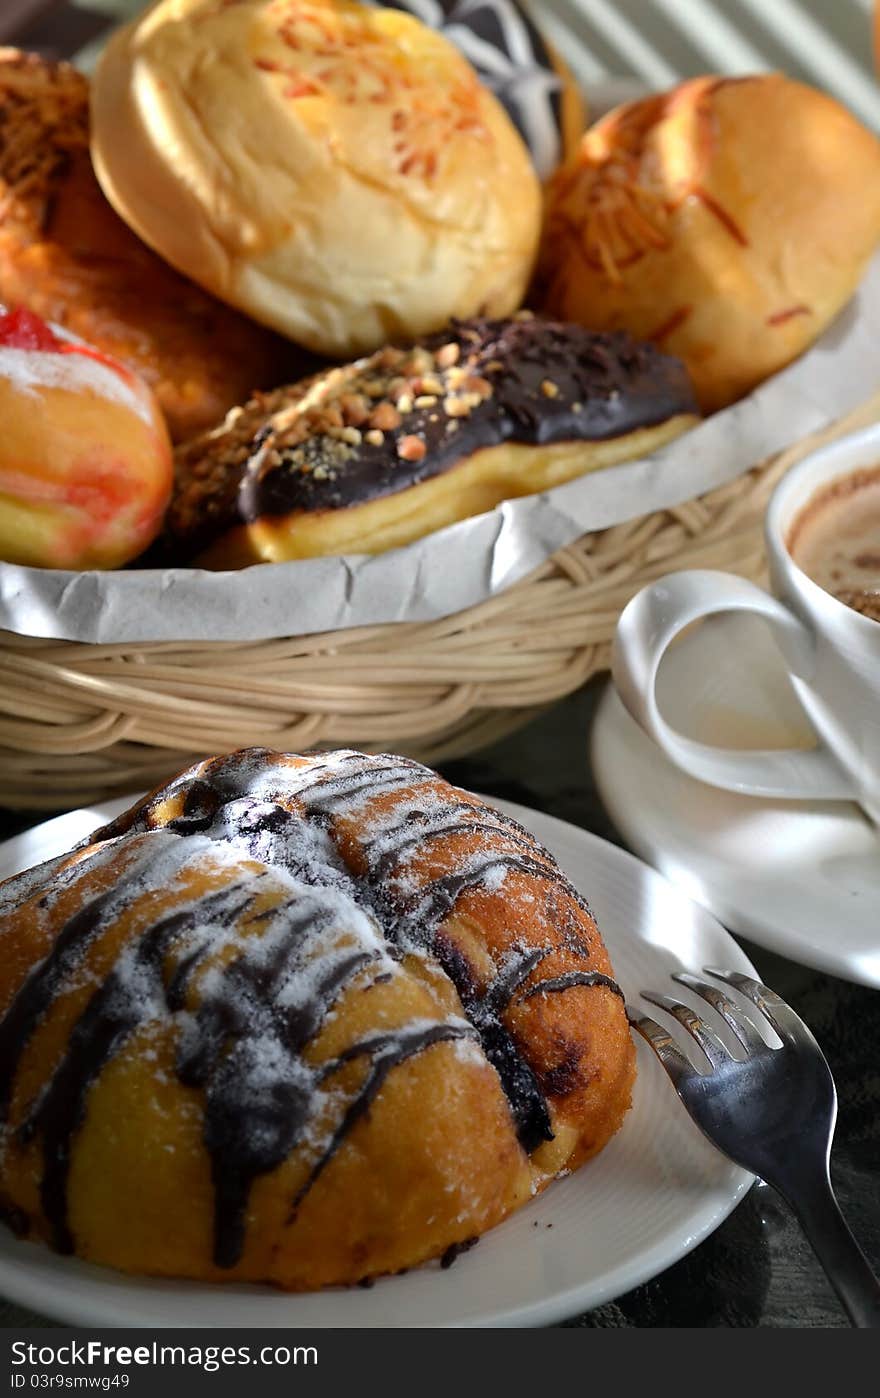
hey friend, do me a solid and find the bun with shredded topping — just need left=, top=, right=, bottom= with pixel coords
left=89, top=0, right=543, bottom=360
left=536, top=75, right=880, bottom=412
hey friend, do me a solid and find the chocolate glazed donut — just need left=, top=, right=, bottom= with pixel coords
left=168, top=315, right=699, bottom=566
left=0, top=749, right=636, bottom=1289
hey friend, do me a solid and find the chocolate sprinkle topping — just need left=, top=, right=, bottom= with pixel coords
left=440, top=1235, right=479, bottom=1269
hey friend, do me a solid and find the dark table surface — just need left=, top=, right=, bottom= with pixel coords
left=0, top=675, right=877, bottom=1329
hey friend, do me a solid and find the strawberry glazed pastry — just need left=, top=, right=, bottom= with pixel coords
left=0, top=306, right=173, bottom=570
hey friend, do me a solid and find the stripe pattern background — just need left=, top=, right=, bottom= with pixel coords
left=7, top=1, right=880, bottom=132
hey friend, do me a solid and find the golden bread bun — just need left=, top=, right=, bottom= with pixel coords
left=168, top=314, right=699, bottom=565
left=536, top=75, right=880, bottom=412
left=90, top=0, right=543, bottom=359
left=0, top=305, right=172, bottom=569
left=0, top=748, right=635, bottom=1289
left=0, top=47, right=298, bottom=445
left=364, top=0, right=585, bottom=177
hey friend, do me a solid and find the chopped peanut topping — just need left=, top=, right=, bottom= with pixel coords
left=435, top=343, right=461, bottom=369
left=398, top=434, right=427, bottom=462
left=368, top=402, right=402, bottom=431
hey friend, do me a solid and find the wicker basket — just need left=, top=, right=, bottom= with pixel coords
left=3, top=391, right=879, bottom=810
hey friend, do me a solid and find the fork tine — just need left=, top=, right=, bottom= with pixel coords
left=703, top=968, right=816, bottom=1045
left=673, top=972, right=767, bottom=1054
left=639, top=990, right=731, bottom=1067
left=626, top=1007, right=695, bottom=1087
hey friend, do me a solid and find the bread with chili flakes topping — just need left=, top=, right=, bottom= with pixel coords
left=166, top=314, right=699, bottom=566
left=89, top=0, right=543, bottom=361
left=535, top=75, right=880, bottom=413
left=0, top=47, right=296, bottom=444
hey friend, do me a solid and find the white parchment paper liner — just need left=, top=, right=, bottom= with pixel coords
left=3, top=253, right=880, bottom=645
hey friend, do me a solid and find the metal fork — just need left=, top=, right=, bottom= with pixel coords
left=628, top=968, right=880, bottom=1329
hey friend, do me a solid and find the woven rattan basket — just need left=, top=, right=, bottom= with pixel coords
left=3, top=391, right=879, bottom=810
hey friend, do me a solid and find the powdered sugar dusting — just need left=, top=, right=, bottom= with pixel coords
left=0, top=748, right=619, bottom=1271
left=0, top=343, right=154, bottom=425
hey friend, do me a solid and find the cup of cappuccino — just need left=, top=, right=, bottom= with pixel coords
left=611, top=421, right=880, bottom=825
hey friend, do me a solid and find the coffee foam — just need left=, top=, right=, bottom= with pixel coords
left=787, top=465, right=880, bottom=618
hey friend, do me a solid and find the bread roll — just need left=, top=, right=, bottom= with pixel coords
left=0, top=748, right=635, bottom=1289
left=536, top=75, right=880, bottom=412
left=0, top=305, right=172, bottom=570
left=0, top=47, right=298, bottom=445
left=167, top=314, right=699, bottom=565
left=90, top=0, right=543, bottom=359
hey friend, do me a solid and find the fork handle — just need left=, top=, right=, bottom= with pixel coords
left=784, top=1175, right=880, bottom=1328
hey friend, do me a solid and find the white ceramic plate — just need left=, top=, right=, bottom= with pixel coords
left=591, top=613, right=880, bottom=989
left=0, top=795, right=754, bottom=1328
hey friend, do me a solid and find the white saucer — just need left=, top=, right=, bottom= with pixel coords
left=591, top=613, right=880, bottom=988
left=0, top=795, right=754, bottom=1328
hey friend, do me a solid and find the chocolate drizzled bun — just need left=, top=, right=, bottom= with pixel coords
left=0, top=748, right=635, bottom=1291
left=169, top=315, right=699, bottom=567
